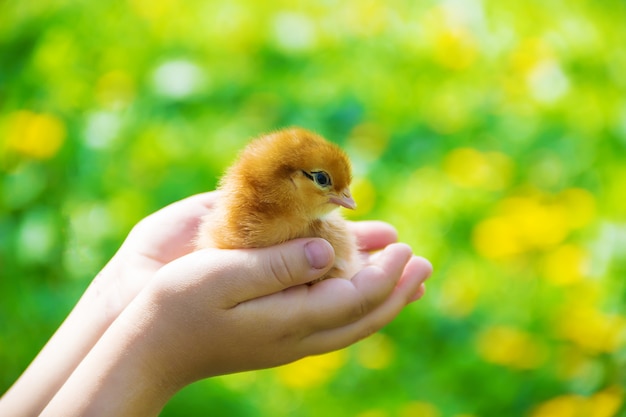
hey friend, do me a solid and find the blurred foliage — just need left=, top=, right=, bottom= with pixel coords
left=2, top=0, right=626, bottom=416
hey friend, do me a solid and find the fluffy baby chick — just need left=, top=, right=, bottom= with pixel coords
left=196, top=127, right=361, bottom=282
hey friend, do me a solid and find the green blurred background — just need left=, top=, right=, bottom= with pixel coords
left=1, top=0, right=626, bottom=416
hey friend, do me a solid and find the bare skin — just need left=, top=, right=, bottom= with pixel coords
left=0, top=192, right=432, bottom=417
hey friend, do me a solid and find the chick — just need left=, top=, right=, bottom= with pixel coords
left=196, top=127, right=360, bottom=282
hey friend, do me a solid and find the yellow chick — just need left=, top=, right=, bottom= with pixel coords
left=196, top=127, right=360, bottom=281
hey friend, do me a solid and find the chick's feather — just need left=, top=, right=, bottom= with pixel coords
left=196, top=127, right=361, bottom=281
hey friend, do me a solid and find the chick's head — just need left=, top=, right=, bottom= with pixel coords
left=223, top=127, right=356, bottom=220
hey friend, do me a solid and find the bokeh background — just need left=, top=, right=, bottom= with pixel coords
left=2, top=1, right=626, bottom=416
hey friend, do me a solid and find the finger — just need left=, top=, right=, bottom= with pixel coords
left=402, top=256, right=432, bottom=302
left=347, top=221, right=398, bottom=252
left=242, top=243, right=412, bottom=338
left=292, top=243, right=412, bottom=331
left=190, top=238, right=335, bottom=305
left=300, top=255, right=432, bottom=355
left=224, top=243, right=413, bottom=352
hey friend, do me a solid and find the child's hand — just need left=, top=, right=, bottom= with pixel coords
left=143, top=233, right=431, bottom=383
left=41, top=221, right=432, bottom=416
left=0, top=192, right=220, bottom=417
left=6, top=191, right=432, bottom=417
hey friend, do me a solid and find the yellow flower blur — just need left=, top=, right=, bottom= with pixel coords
left=399, top=401, right=441, bottom=417
left=476, top=326, right=548, bottom=370
left=472, top=189, right=596, bottom=259
left=530, top=386, right=624, bottom=417
left=444, top=148, right=514, bottom=191
left=554, top=306, right=626, bottom=354
left=274, top=350, right=346, bottom=389
left=355, top=333, right=395, bottom=370
left=541, top=244, right=589, bottom=286
left=4, top=110, right=66, bottom=159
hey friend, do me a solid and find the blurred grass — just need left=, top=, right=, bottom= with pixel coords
left=2, top=0, right=626, bottom=416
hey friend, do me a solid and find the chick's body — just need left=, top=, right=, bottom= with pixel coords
left=196, top=127, right=361, bottom=281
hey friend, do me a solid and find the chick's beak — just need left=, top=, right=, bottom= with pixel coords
left=329, top=187, right=357, bottom=210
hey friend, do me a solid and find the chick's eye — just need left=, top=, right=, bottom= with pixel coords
left=311, top=171, right=331, bottom=187
left=315, top=172, right=330, bottom=186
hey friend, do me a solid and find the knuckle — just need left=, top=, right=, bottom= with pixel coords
left=351, top=295, right=370, bottom=320
left=347, top=266, right=388, bottom=320
left=267, top=251, right=297, bottom=287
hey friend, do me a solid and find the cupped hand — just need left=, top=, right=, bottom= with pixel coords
left=133, top=228, right=432, bottom=388
left=36, top=196, right=433, bottom=417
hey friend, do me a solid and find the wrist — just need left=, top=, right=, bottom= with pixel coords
left=0, top=255, right=139, bottom=417
left=41, top=292, right=182, bottom=417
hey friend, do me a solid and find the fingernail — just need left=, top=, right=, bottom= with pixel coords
left=304, top=240, right=332, bottom=270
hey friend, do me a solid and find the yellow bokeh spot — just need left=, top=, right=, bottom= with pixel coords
left=444, top=148, right=513, bottom=191
left=434, top=29, right=477, bottom=70
left=531, top=394, right=587, bottom=417
left=343, top=1, right=390, bottom=38
left=130, top=0, right=176, bottom=25
left=355, top=333, right=395, bottom=370
left=510, top=38, right=554, bottom=74
left=554, top=306, right=626, bottom=354
left=472, top=216, right=525, bottom=258
left=589, top=386, right=624, bottom=417
left=346, top=177, right=376, bottom=218
left=472, top=192, right=585, bottom=259
left=275, top=350, right=346, bottom=389
left=423, top=5, right=477, bottom=71
left=542, top=244, right=589, bottom=286
left=531, top=386, right=624, bottom=417
left=4, top=111, right=66, bottom=159
left=476, top=326, right=548, bottom=370
left=95, top=70, right=135, bottom=108
left=499, top=196, right=569, bottom=249
left=399, top=401, right=441, bottom=417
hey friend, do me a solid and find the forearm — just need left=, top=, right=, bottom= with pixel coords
left=37, top=240, right=431, bottom=417
left=0, top=213, right=432, bottom=416
left=0, top=260, right=131, bottom=416
left=0, top=194, right=215, bottom=416
left=40, top=292, right=178, bottom=417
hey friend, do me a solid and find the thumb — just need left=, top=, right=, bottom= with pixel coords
left=195, top=238, right=335, bottom=303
